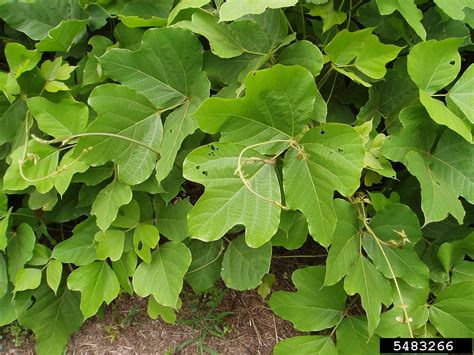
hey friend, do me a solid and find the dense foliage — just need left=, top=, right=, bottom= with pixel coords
left=0, top=0, right=473, bottom=353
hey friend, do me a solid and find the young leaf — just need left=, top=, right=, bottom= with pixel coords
left=429, top=281, right=474, bottom=337
left=7, top=223, right=36, bottom=282
left=195, top=65, right=318, bottom=153
left=17, top=286, right=83, bottom=355
left=219, top=0, right=298, bottom=21
left=67, top=261, right=120, bottom=319
left=274, top=335, right=337, bottom=355
left=133, top=224, right=160, bottom=263
left=100, top=27, right=209, bottom=109
left=375, top=0, right=426, bottom=40
left=433, top=0, right=474, bottom=21
left=407, top=38, right=463, bottom=94
left=183, top=143, right=281, bottom=248
left=46, top=259, right=62, bottom=294
left=91, top=179, right=133, bottom=231
left=268, top=266, right=346, bottom=331
left=221, top=235, right=272, bottom=291
left=75, top=84, right=163, bottom=185
left=344, top=256, right=392, bottom=337
left=94, top=230, right=125, bottom=261
left=51, top=217, right=98, bottom=266
left=283, top=124, right=365, bottom=247
left=132, top=242, right=192, bottom=308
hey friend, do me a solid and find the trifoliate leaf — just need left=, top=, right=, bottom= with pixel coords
left=383, top=106, right=473, bottom=224
left=325, top=28, right=402, bottom=81
left=52, top=217, right=98, bottom=266
left=274, top=335, right=337, bottom=355
left=27, top=96, right=88, bottom=138
left=132, top=242, right=191, bottom=308
left=221, top=235, right=272, bottom=290
left=100, top=27, right=209, bottom=109
left=67, top=261, right=120, bottom=319
left=133, top=224, right=160, bottom=263
left=219, top=0, right=298, bottom=21
left=407, top=38, right=463, bottom=94
left=283, top=124, right=365, bottom=247
left=324, top=199, right=360, bottom=285
left=17, top=286, right=83, bottom=355
left=375, top=0, right=426, bottom=40
left=344, top=256, right=392, bottom=336
left=75, top=84, right=163, bottom=185
left=429, top=281, right=474, bottom=337
left=185, top=239, right=224, bottom=293
left=269, top=266, right=346, bottom=331
left=91, top=179, right=133, bottom=231
left=7, top=223, right=36, bottom=282
left=308, top=0, right=347, bottom=33
left=46, top=259, right=62, bottom=294
left=183, top=143, right=281, bottom=248
left=195, top=65, right=318, bottom=153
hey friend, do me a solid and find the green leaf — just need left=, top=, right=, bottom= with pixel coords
left=27, top=96, right=88, bottom=138
left=452, top=261, right=474, bottom=284
left=94, top=230, right=125, bottom=261
left=67, top=261, right=120, bottom=319
left=28, top=243, right=52, bottom=266
left=36, top=20, right=86, bottom=52
left=429, top=281, right=474, bottom=337
left=271, top=210, right=308, bottom=250
left=17, top=286, right=83, bottom=355
left=52, top=217, right=98, bottom=266
left=324, top=199, right=359, bottom=285
left=0, top=210, right=11, bottom=252
left=363, top=204, right=429, bottom=288
left=185, top=240, right=224, bottom=293
left=308, top=0, right=347, bottom=33
left=132, top=242, right=191, bottom=308
left=277, top=40, right=324, bottom=76
left=46, top=259, right=62, bottom=295
left=376, top=279, right=429, bottom=338
left=111, top=199, right=140, bottom=229
left=375, top=0, right=426, bottom=40
left=219, top=0, right=298, bottom=21
left=0, top=253, right=7, bottom=298
left=344, top=256, right=392, bottom=336
left=7, top=223, right=36, bottom=282
left=383, top=106, right=473, bottom=224
left=407, top=38, right=463, bottom=94
left=111, top=251, right=137, bottom=295
left=268, top=266, right=346, bottom=331
left=447, top=64, right=474, bottom=124
left=336, top=317, right=380, bottom=355
left=274, top=335, right=337, bottom=355
left=221, top=235, right=272, bottom=291
left=147, top=296, right=177, bottom=324
left=419, top=90, right=471, bottom=142
left=133, top=224, right=160, bottom=263
left=75, top=84, right=163, bottom=185
left=168, top=0, right=210, bottom=25
left=178, top=10, right=271, bottom=58
left=434, top=0, right=474, bottom=21
left=155, top=198, right=192, bottom=242
left=195, top=65, right=318, bottom=152
left=0, top=286, right=15, bottom=327
left=100, top=27, right=209, bottom=109
left=54, top=151, right=89, bottom=197
left=116, top=0, right=174, bottom=28
left=91, top=179, right=133, bottom=231
left=283, top=124, right=365, bottom=247
left=0, top=98, right=27, bottom=146
left=13, top=268, right=42, bottom=293
left=325, top=28, right=402, bottom=80
left=4, top=43, right=41, bottom=77
left=183, top=143, right=281, bottom=248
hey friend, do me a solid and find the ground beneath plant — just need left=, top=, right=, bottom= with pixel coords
left=1, top=256, right=317, bottom=354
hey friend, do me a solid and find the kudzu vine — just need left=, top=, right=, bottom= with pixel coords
left=0, top=1, right=473, bottom=354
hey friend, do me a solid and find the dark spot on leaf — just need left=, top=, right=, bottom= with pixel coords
left=337, top=148, right=344, bottom=153
left=138, top=241, right=143, bottom=250
left=449, top=60, right=455, bottom=65
left=196, top=165, right=200, bottom=169
left=320, top=130, right=325, bottom=135
left=202, top=171, right=208, bottom=176
left=169, top=129, right=173, bottom=133
left=210, top=144, right=215, bottom=150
